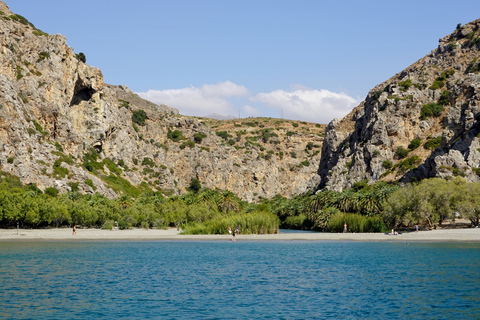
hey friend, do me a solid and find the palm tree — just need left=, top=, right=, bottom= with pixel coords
left=216, top=190, right=240, bottom=214
left=308, top=190, right=338, bottom=213
left=196, top=189, right=218, bottom=210
left=336, top=190, right=355, bottom=212
left=117, top=194, right=131, bottom=209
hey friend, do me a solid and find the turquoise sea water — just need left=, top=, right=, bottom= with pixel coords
left=1, top=241, right=479, bottom=319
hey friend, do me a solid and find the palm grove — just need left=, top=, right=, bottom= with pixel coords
left=1, top=168, right=479, bottom=233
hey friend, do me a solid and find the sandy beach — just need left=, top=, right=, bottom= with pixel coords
left=1, top=227, right=480, bottom=242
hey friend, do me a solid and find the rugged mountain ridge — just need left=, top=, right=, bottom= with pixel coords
left=319, top=19, right=480, bottom=191
left=0, top=1, right=324, bottom=201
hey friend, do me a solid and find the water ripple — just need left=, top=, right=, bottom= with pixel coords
left=0, top=241, right=479, bottom=319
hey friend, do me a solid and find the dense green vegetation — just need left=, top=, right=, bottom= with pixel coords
left=1, top=168, right=478, bottom=233
left=0, top=172, right=278, bottom=233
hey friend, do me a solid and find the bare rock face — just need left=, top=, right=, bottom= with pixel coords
left=318, top=19, right=480, bottom=191
left=0, top=1, right=323, bottom=201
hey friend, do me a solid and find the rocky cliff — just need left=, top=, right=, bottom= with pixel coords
left=0, top=2, right=324, bottom=201
left=319, top=19, right=480, bottom=191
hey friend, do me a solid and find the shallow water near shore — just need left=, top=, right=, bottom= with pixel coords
left=1, top=241, right=479, bottom=319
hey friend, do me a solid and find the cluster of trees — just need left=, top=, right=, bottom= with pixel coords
left=270, top=181, right=398, bottom=233
left=272, top=177, right=480, bottom=232
left=383, top=177, right=480, bottom=228
left=0, top=173, right=278, bottom=234
left=1, top=170, right=478, bottom=233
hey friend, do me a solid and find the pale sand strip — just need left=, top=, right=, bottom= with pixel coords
left=1, top=227, right=480, bottom=242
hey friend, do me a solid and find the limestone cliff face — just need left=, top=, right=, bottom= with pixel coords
left=319, top=19, right=480, bottom=191
left=0, top=2, right=323, bottom=201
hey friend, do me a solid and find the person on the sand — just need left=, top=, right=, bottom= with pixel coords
left=72, top=225, right=76, bottom=235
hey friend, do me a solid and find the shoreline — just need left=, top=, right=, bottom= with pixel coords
left=1, top=227, right=480, bottom=242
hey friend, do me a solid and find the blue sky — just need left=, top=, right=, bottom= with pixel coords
left=8, top=1, right=480, bottom=123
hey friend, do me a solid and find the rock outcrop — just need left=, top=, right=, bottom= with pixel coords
left=0, top=1, right=323, bottom=201
left=319, top=19, right=480, bottom=191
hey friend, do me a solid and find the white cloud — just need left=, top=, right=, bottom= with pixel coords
left=136, top=81, right=248, bottom=117
left=242, top=105, right=261, bottom=117
left=137, top=82, right=358, bottom=124
left=252, top=89, right=358, bottom=124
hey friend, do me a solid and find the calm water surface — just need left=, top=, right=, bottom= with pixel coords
left=0, top=241, right=479, bottom=319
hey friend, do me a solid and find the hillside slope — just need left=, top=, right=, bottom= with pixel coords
left=0, top=1, right=324, bottom=201
left=318, top=19, right=480, bottom=191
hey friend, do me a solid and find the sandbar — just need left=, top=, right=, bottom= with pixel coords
left=0, top=227, right=480, bottom=242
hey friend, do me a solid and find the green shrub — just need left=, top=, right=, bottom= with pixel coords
left=181, top=211, right=280, bottom=235
left=75, top=52, right=86, bottom=63
left=397, top=156, right=421, bottom=173
left=421, top=103, right=444, bottom=120
left=259, top=128, right=278, bottom=143
left=32, top=120, right=47, bottom=137
left=53, top=164, right=69, bottom=178
left=193, top=132, right=207, bottom=143
left=301, top=160, right=310, bottom=167
left=382, top=160, right=393, bottom=169
left=408, top=138, right=421, bottom=150
left=180, top=140, right=195, bottom=149
left=54, top=142, right=64, bottom=152
left=9, top=14, right=33, bottom=26
left=167, top=129, right=185, bottom=142
left=67, top=182, right=80, bottom=192
left=346, top=161, right=352, bottom=169
left=16, top=65, right=23, bottom=80
left=103, top=158, right=122, bottom=175
left=327, top=212, right=388, bottom=233
left=101, top=220, right=114, bottom=230
left=424, top=137, right=442, bottom=150
left=27, top=128, right=36, bottom=136
left=37, top=51, right=49, bottom=62
left=85, top=178, right=96, bottom=190
left=118, top=99, right=130, bottom=109
left=188, top=178, right=202, bottom=193
left=438, top=90, right=451, bottom=105
left=216, top=131, right=232, bottom=141
left=32, top=30, right=48, bottom=37
left=282, top=214, right=308, bottom=229
left=83, top=149, right=104, bottom=173
left=429, top=80, right=444, bottom=90
left=132, top=110, right=147, bottom=126
left=44, top=187, right=59, bottom=197
left=394, top=146, right=409, bottom=159
left=398, top=79, right=412, bottom=91
left=141, top=157, right=156, bottom=167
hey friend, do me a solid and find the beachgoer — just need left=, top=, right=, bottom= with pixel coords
left=343, top=223, right=347, bottom=233
left=414, top=225, right=418, bottom=233
left=73, top=225, right=76, bottom=235
left=232, top=230, right=236, bottom=242
left=236, top=225, right=240, bottom=234
left=228, top=226, right=232, bottom=235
